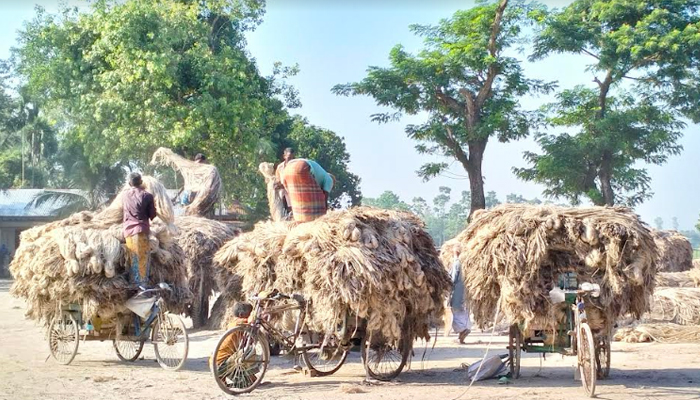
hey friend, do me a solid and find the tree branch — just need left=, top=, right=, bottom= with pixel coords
left=581, top=48, right=600, bottom=60
left=476, top=0, right=508, bottom=108
left=444, top=125, right=471, bottom=168
left=435, top=87, right=466, bottom=115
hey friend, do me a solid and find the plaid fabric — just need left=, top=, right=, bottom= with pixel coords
left=281, top=159, right=327, bottom=222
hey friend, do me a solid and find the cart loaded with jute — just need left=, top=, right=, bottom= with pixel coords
left=213, top=207, right=451, bottom=382
left=9, top=177, right=192, bottom=370
left=444, top=204, right=657, bottom=397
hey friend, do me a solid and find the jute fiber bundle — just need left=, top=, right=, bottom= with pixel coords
left=643, top=287, right=700, bottom=325
left=150, top=147, right=222, bottom=216
left=651, top=230, right=693, bottom=272
left=10, top=177, right=190, bottom=325
left=614, top=323, right=700, bottom=343
left=451, top=204, right=657, bottom=333
left=655, top=271, right=699, bottom=288
left=214, top=207, right=451, bottom=341
left=174, top=216, right=239, bottom=327
left=691, top=260, right=700, bottom=286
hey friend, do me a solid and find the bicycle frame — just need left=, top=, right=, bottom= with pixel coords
left=248, top=296, right=309, bottom=354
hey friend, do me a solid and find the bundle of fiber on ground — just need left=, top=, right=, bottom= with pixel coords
left=655, top=271, right=699, bottom=288
left=614, top=323, right=700, bottom=343
left=9, top=177, right=190, bottom=325
left=174, top=216, right=239, bottom=327
left=643, top=287, right=700, bottom=325
left=452, top=204, right=657, bottom=334
left=214, top=207, right=451, bottom=341
left=691, top=260, right=700, bottom=286
left=651, top=230, right=693, bottom=272
left=150, top=147, right=222, bottom=216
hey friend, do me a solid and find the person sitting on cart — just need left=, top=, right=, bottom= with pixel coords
left=212, top=302, right=260, bottom=386
left=123, top=172, right=157, bottom=286
left=279, top=156, right=335, bottom=222
left=450, top=245, right=471, bottom=344
left=178, top=153, right=208, bottom=206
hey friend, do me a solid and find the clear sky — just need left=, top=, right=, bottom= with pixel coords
left=1, top=0, right=698, bottom=230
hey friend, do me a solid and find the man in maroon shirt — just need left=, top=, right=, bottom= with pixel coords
left=123, top=172, right=157, bottom=286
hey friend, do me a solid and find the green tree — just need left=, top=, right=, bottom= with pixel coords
left=672, top=217, right=679, bottom=231
left=362, top=191, right=410, bottom=211
left=485, top=190, right=501, bottom=208
left=12, top=0, right=294, bottom=209
left=505, top=193, right=542, bottom=204
left=654, top=217, right=664, bottom=230
left=284, top=117, right=361, bottom=208
left=333, top=0, right=553, bottom=217
left=516, top=0, right=699, bottom=206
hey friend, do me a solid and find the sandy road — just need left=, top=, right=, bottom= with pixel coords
left=0, top=279, right=698, bottom=400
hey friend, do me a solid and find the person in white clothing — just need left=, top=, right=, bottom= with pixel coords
left=449, top=245, right=471, bottom=344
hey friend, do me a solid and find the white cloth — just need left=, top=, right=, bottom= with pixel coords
left=451, top=307, right=472, bottom=333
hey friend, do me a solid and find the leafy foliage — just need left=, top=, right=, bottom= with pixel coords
left=11, top=0, right=294, bottom=208
left=517, top=0, right=700, bottom=206
left=283, top=117, right=361, bottom=208
left=333, top=0, right=553, bottom=216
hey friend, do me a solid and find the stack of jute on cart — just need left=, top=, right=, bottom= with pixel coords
left=9, top=177, right=191, bottom=325
left=174, top=216, right=239, bottom=328
left=214, top=207, right=451, bottom=341
left=151, top=147, right=222, bottom=216
left=651, top=230, right=693, bottom=272
left=449, top=204, right=657, bottom=336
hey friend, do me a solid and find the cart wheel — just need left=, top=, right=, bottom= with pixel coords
left=578, top=322, right=597, bottom=397
left=152, top=313, right=189, bottom=371
left=113, top=335, right=145, bottom=362
left=508, top=324, right=522, bottom=379
left=211, top=325, right=270, bottom=395
left=48, top=313, right=79, bottom=365
left=595, top=334, right=611, bottom=379
left=301, top=332, right=349, bottom=377
left=361, top=331, right=411, bottom=381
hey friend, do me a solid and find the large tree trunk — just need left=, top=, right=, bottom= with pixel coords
left=598, top=151, right=615, bottom=206
left=466, top=140, right=487, bottom=217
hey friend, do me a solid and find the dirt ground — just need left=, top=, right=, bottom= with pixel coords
left=0, top=279, right=698, bottom=400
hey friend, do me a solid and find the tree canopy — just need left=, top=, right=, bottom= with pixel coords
left=516, top=0, right=700, bottom=206
left=7, top=0, right=361, bottom=219
left=333, top=0, right=553, bottom=217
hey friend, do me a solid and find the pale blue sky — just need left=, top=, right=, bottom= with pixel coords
left=1, top=0, right=698, bottom=229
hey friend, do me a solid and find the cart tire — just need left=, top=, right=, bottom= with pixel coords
left=595, top=334, right=611, bottom=379
left=211, top=325, right=270, bottom=395
left=113, top=337, right=145, bottom=362
left=301, top=332, right=349, bottom=377
left=48, top=313, right=79, bottom=365
left=508, top=324, right=522, bottom=379
left=361, top=330, right=411, bottom=381
left=152, top=313, right=189, bottom=371
left=578, top=322, right=597, bottom=397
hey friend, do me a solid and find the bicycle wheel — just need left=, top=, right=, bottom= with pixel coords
left=301, top=331, right=349, bottom=377
left=48, top=313, right=79, bottom=365
left=361, top=331, right=411, bottom=381
left=211, top=325, right=270, bottom=395
left=508, top=324, right=522, bottom=379
left=152, top=313, right=189, bottom=371
left=578, top=322, right=597, bottom=397
left=595, top=333, right=611, bottom=379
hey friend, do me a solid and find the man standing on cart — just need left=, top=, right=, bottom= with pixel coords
left=123, top=172, right=157, bottom=286
left=279, top=156, right=334, bottom=222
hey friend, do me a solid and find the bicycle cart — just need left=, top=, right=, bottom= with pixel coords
left=507, top=275, right=611, bottom=398
left=211, top=290, right=412, bottom=395
left=47, top=283, right=189, bottom=370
